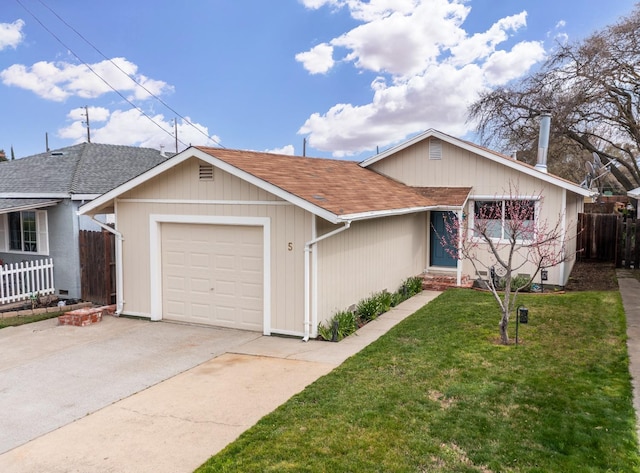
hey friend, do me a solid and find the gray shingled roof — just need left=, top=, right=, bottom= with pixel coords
left=0, top=142, right=171, bottom=195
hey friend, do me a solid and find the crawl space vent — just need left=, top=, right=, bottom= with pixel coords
left=429, top=138, right=442, bottom=160
left=199, top=164, right=214, bottom=180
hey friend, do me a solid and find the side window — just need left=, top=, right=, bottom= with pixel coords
left=6, top=211, right=47, bottom=253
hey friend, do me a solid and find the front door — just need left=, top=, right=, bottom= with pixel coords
left=430, top=211, right=457, bottom=268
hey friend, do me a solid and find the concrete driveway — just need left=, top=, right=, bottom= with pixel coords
left=0, top=292, right=441, bottom=473
left=0, top=315, right=261, bottom=454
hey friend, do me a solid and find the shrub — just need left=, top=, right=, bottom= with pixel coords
left=404, top=276, right=423, bottom=296
left=511, top=274, right=532, bottom=292
left=356, top=296, right=381, bottom=323
left=375, top=290, right=393, bottom=313
left=495, top=274, right=531, bottom=292
left=317, top=310, right=358, bottom=341
left=390, top=291, right=404, bottom=307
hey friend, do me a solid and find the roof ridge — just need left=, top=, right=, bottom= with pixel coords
left=69, top=142, right=89, bottom=194
left=195, top=146, right=360, bottom=165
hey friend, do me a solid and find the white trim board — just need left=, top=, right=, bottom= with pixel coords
left=148, top=214, right=272, bottom=335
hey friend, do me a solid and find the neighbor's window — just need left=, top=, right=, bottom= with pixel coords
left=8, top=211, right=38, bottom=252
left=473, top=200, right=535, bottom=241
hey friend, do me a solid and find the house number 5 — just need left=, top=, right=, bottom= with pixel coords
left=288, top=242, right=294, bottom=251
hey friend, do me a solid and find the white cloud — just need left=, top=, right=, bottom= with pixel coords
left=58, top=108, right=220, bottom=152
left=0, top=19, right=25, bottom=50
left=295, top=43, right=335, bottom=74
left=265, top=145, right=295, bottom=155
left=0, top=57, right=173, bottom=102
left=449, top=12, right=528, bottom=65
left=482, top=41, right=545, bottom=86
left=300, top=62, right=485, bottom=157
left=297, top=0, right=547, bottom=157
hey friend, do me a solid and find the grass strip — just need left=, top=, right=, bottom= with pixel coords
left=0, top=311, right=62, bottom=329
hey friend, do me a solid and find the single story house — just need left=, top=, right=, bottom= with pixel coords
left=79, top=130, right=592, bottom=338
left=0, top=143, right=170, bottom=299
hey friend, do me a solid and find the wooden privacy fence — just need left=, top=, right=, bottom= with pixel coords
left=616, top=217, right=640, bottom=269
left=577, top=213, right=640, bottom=268
left=0, top=258, right=55, bottom=304
left=79, top=230, right=116, bottom=305
left=577, top=213, right=618, bottom=261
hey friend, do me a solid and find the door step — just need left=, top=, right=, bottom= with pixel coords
left=422, top=274, right=473, bottom=291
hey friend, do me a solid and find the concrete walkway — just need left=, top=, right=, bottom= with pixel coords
left=0, top=291, right=441, bottom=473
left=616, top=269, right=640, bottom=440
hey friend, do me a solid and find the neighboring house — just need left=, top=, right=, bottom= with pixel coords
left=78, top=129, right=592, bottom=338
left=0, top=143, right=170, bottom=299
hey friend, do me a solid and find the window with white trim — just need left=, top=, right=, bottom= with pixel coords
left=1, top=210, right=49, bottom=254
left=472, top=200, right=536, bottom=242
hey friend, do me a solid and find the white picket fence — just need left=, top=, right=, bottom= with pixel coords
left=0, top=258, right=55, bottom=305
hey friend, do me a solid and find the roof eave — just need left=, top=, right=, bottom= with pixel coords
left=78, top=147, right=344, bottom=224
left=1, top=192, right=70, bottom=199
left=71, top=194, right=101, bottom=201
left=360, top=129, right=594, bottom=197
left=0, top=200, right=61, bottom=214
left=337, top=206, right=442, bottom=222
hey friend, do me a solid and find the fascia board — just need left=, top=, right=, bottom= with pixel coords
left=78, top=148, right=197, bottom=215
left=337, top=206, right=436, bottom=222
left=0, top=200, right=60, bottom=214
left=359, top=129, right=437, bottom=168
left=360, top=129, right=593, bottom=198
left=627, top=187, right=640, bottom=198
left=78, top=147, right=342, bottom=224
left=1, top=192, right=69, bottom=198
left=71, top=194, right=100, bottom=201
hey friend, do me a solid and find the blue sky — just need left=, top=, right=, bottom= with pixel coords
left=0, top=0, right=637, bottom=160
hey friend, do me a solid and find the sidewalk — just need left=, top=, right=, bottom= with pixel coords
left=0, top=291, right=441, bottom=473
left=616, top=269, right=640, bottom=439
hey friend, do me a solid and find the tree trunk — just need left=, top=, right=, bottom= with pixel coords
left=500, top=311, right=510, bottom=345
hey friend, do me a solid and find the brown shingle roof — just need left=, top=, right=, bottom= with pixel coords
left=413, top=187, right=471, bottom=207
left=197, top=147, right=452, bottom=217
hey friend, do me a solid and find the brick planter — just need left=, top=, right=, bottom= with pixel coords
left=57, top=305, right=117, bottom=327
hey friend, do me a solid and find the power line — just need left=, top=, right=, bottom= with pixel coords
left=36, top=0, right=223, bottom=148
left=15, top=0, right=223, bottom=149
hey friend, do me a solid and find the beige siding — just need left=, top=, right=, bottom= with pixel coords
left=115, top=158, right=312, bottom=335
left=370, top=138, right=584, bottom=286
left=315, top=213, right=426, bottom=324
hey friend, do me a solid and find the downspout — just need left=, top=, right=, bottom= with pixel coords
left=87, top=216, right=124, bottom=315
left=558, top=189, right=567, bottom=286
left=303, top=220, right=351, bottom=341
left=456, top=209, right=463, bottom=286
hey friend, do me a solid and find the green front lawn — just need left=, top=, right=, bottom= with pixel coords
left=197, top=290, right=639, bottom=472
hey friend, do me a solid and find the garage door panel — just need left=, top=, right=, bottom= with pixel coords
left=241, top=282, right=262, bottom=299
left=241, top=256, right=262, bottom=273
left=190, top=253, right=210, bottom=268
left=215, top=254, right=235, bottom=270
left=165, top=301, right=186, bottom=317
left=190, top=277, right=211, bottom=294
left=165, top=250, right=186, bottom=266
left=161, top=223, right=263, bottom=331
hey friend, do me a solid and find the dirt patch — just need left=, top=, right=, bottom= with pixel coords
left=565, top=260, right=618, bottom=292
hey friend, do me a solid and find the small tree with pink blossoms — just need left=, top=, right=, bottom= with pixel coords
left=438, top=183, right=571, bottom=345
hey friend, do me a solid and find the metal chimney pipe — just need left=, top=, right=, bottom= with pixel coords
left=535, top=110, right=551, bottom=173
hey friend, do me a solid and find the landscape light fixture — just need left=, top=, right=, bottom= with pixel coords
left=515, top=305, right=529, bottom=346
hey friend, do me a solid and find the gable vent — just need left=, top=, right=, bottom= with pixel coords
left=429, top=138, right=442, bottom=160
left=199, top=164, right=214, bottom=180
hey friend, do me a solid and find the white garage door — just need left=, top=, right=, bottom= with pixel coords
left=161, top=223, right=263, bottom=331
